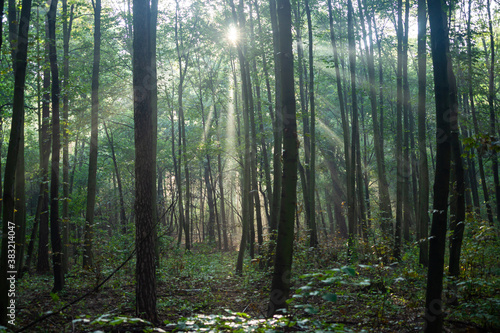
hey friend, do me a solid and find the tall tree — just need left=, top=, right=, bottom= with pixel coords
left=48, top=0, right=64, bottom=292
left=486, top=0, right=499, bottom=221
left=267, top=0, right=297, bottom=316
left=61, top=0, right=74, bottom=275
left=36, top=21, right=51, bottom=274
left=133, top=0, right=157, bottom=322
left=425, top=0, right=454, bottom=331
left=394, top=0, right=404, bottom=260
left=0, top=0, right=32, bottom=323
left=83, top=0, right=101, bottom=269
left=359, top=0, right=392, bottom=232
left=417, top=0, right=429, bottom=267
left=305, top=0, right=317, bottom=248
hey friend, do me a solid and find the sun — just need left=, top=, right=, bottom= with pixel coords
left=227, top=25, right=238, bottom=45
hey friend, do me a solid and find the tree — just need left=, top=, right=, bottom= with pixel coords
left=133, top=0, right=157, bottom=322
left=417, top=0, right=429, bottom=267
left=0, top=0, right=32, bottom=323
left=83, top=0, right=101, bottom=269
left=267, top=0, right=298, bottom=316
left=48, top=0, right=64, bottom=292
left=425, top=0, right=454, bottom=331
left=305, top=0, right=317, bottom=248
left=62, top=0, right=74, bottom=274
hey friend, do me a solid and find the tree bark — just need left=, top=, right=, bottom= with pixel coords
left=425, top=0, right=453, bottom=331
left=0, top=0, right=32, bottom=323
left=133, top=0, right=157, bottom=322
left=268, top=0, right=297, bottom=316
left=83, top=0, right=101, bottom=269
left=417, top=0, right=429, bottom=267
left=48, top=0, right=64, bottom=292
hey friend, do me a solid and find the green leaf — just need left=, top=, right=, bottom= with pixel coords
left=304, top=305, right=319, bottom=314
left=322, top=293, right=337, bottom=302
left=341, top=266, right=356, bottom=276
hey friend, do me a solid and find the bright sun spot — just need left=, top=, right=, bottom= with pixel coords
left=227, top=25, right=238, bottom=45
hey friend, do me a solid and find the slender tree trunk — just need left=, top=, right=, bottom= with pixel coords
left=486, top=0, right=499, bottom=221
left=305, top=0, right=317, bottom=248
left=417, top=0, right=429, bottom=267
left=0, top=0, right=32, bottom=322
left=269, top=0, right=282, bottom=234
left=394, top=0, right=404, bottom=261
left=268, top=0, right=297, bottom=316
left=448, top=45, right=465, bottom=279
left=37, top=25, right=51, bottom=274
left=347, top=0, right=362, bottom=248
left=104, top=123, right=127, bottom=232
left=231, top=0, right=253, bottom=274
left=359, top=0, right=392, bottom=232
left=133, top=0, right=157, bottom=322
left=48, top=0, right=64, bottom=292
left=467, top=0, right=494, bottom=225
left=425, top=0, right=453, bottom=330
left=83, top=0, right=101, bottom=269
left=402, top=0, right=412, bottom=243
left=254, top=0, right=273, bottom=227
left=62, top=0, right=74, bottom=274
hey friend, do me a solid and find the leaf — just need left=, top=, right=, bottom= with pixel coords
left=304, top=305, right=318, bottom=314
left=50, top=292, right=60, bottom=302
left=341, top=266, right=356, bottom=277
left=322, top=293, right=337, bottom=302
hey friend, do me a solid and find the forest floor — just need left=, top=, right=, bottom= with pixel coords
left=8, top=237, right=500, bottom=333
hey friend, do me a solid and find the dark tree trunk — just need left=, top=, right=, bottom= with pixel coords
left=267, top=0, right=297, bottom=316
left=486, top=0, right=499, bottom=221
left=359, top=0, right=392, bottom=232
left=48, top=0, right=64, bottom=292
left=133, top=0, right=157, bottom=322
left=394, top=0, right=404, bottom=261
left=37, top=26, right=51, bottom=274
left=417, top=0, right=429, bottom=267
left=0, top=0, right=32, bottom=323
left=61, top=0, right=74, bottom=275
left=425, top=0, right=454, bottom=331
left=269, top=0, right=282, bottom=235
left=83, top=0, right=101, bottom=269
left=305, top=0, right=317, bottom=248
left=104, top=123, right=127, bottom=232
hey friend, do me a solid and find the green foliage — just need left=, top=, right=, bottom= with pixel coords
left=166, top=310, right=353, bottom=332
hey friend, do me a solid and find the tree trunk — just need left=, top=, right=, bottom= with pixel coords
left=268, top=0, right=297, bottom=316
left=347, top=0, right=362, bottom=247
left=359, top=0, right=392, bottom=232
left=48, top=0, right=64, bottom=292
left=83, top=0, right=101, bottom=269
left=37, top=24, right=51, bottom=274
left=104, top=122, right=127, bottom=232
left=417, top=0, right=429, bottom=267
left=486, top=0, right=499, bottom=221
left=305, top=0, right=317, bottom=248
left=133, top=0, right=157, bottom=322
left=425, top=0, right=453, bottom=331
left=0, top=0, right=32, bottom=322
left=394, top=0, right=404, bottom=261
left=269, top=0, right=282, bottom=235
left=61, top=0, right=74, bottom=275
left=402, top=0, right=413, bottom=243
left=467, top=0, right=494, bottom=225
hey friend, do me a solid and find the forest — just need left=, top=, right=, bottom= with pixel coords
left=0, top=0, right=499, bottom=331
